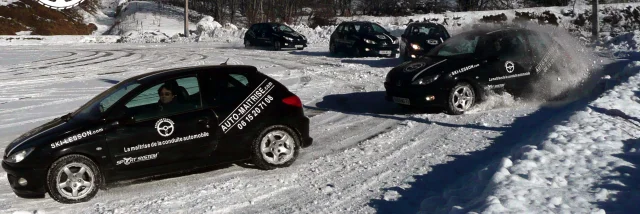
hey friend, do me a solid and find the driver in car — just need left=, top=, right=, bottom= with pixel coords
left=157, top=83, right=189, bottom=113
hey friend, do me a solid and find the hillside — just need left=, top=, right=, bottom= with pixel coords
left=0, top=0, right=99, bottom=35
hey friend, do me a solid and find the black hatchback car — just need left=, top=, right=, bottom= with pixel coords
left=385, top=27, right=568, bottom=114
left=329, top=21, right=399, bottom=57
left=400, top=22, right=450, bottom=61
left=2, top=65, right=312, bottom=203
left=244, top=23, right=308, bottom=50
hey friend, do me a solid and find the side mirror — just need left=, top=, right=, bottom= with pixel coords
left=108, top=111, right=135, bottom=125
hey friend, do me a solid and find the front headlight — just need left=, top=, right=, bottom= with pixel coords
left=364, top=39, right=377, bottom=44
left=411, top=43, right=422, bottom=50
left=412, top=74, right=440, bottom=85
left=5, top=147, right=34, bottom=163
left=284, top=36, right=293, bottom=41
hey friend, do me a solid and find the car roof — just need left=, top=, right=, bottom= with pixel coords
left=408, top=22, right=444, bottom=27
left=459, top=26, right=529, bottom=36
left=131, top=65, right=258, bottom=83
left=340, top=21, right=377, bottom=25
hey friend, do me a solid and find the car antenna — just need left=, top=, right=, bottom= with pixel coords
left=220, top=58, right=229, bottom=65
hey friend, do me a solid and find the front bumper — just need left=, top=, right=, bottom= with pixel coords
left=384, top=82, right=450, bottom=107
left=283, top=40, right=307, bottom=49
left=359, top=44, right=399, bottom=57
left=2, top=161, right=47, bottom=197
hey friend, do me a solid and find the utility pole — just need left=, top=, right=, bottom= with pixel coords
left=592, top=0, right=598, bottom=42
left=184, top=0, right=189, bottom=37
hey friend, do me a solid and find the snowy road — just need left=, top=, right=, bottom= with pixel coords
left=0, top=43, right=623, bottom=213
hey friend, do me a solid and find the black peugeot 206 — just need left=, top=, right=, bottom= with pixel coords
left=2, top=65, right=312, bottom=203
left=385, top=27, right=568, bottom=114
left=329, top=21, right=399, bottom=57
left=399, top=22, right=451, bottom=61
left=244, top=22, right=308, bottom=51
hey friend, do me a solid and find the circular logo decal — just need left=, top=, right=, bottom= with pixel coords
left=427, top=39, right=438, bottom=45
left=35, top=0, right=85, bottom=10
left=404, top=62, right=426, bottom=73
left=505, top=61, right=515, bottom=73
left=155, top=118, right=175, bottom=137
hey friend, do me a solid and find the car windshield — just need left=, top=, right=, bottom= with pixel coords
left=355, top=23, right=387, bottom=34
left=426, top=32, right=481, bottom=57
left=71, top=80, right=141, bottom=119
left=410, top=25, right=444, bottom=36
left=273, top=24, right=295, bottom=33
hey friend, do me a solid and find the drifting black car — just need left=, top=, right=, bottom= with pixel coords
left=384, top=27, right=568, bottom=114
left=2, top=65, right=312, bottom=203
left=329, top=21, right=399, bottom=57
left=400, top=22, right=451, bottom=61
left=244, top=23, right=308, bottom=50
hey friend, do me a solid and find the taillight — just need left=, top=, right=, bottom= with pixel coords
left=282, top=95, right=302, bottom=108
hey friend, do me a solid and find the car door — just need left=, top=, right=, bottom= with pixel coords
left=246, top=24, right=258, bottom=45
left=332, top=24, right=345, bottom=47
left=488, top=31, right=534, bottom=90
left=199, top=70, right=264, bottom=157
left=104, top=76, right=218, bottom=171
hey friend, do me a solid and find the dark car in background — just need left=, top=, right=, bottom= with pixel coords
left=400, top=22, right=450, bottom=61
left=244, top=23, right=308, bottom=50
left=2, top=65, right=312, bottom=203
left=329, top=21, right=399, bottom=57
left=385, top=27, right=568, bottom=114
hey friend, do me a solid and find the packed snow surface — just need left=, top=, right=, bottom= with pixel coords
left=1, top=2, right=640, bottom=214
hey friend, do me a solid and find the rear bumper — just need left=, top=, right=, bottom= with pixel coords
left=2, top=161, right=47, bottom=197
left=297, top=116, right=313, bottom=148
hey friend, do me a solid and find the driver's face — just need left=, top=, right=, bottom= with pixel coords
left=159, top=88, right=175, bottom=104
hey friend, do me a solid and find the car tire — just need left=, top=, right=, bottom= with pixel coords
left=251, top=125, right=300, bottom=170
left=297, top=47, right=304, bottom=50
left=446, top=82, right=476, bottom=115
left=46, top=154, right=102, bottom=204
left=273, top=41, right=282, bottom=51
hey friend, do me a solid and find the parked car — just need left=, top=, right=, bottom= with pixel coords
left=329, top=21, right=399, bottom=57
left=400, top=22, right=450, bottom=61
left=244, top=23, right=308, bottom=50
left=2, top=65, right=313, bottom=203
left=384, top=27, right=569, bottom=114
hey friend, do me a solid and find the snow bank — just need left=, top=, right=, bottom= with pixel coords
left=118, top=30, right=171, bottom=43
left=194, top=16, right=245, bottom=42
left=0, top=0, right=19, bottom=6
left=419, top=57, right=640, bottom=213
left=603, top=30, right=640, bottom=53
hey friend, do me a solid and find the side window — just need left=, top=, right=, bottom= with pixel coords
left=526, top=33, right=547, bottom=56
left=201, top=73, right=252, bottom=107
left=336, top=24, right=344, bottom=33
left=494, top=33, right=527, bottom=61
left=123, top=77, right=201, bottom=122
left=99, top=82, right=140, bottom=113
